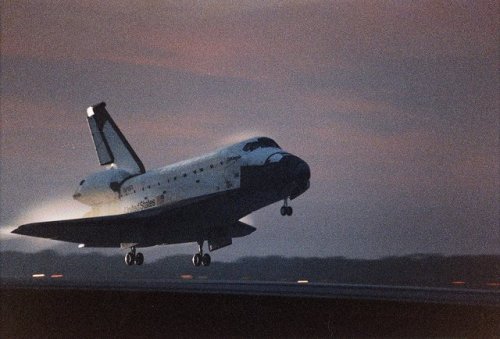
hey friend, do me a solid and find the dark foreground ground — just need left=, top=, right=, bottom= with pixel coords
left=2, top=252, right=499, bottom=337
left=1, top=284, right=499, bottom=338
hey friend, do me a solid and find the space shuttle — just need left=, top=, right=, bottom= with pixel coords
left=12, top=103, right=311, bottom=266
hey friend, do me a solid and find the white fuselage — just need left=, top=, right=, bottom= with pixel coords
left=74, top=138, right=290, bottom=218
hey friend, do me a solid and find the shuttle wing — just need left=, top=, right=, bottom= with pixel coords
left=11, top=207, right=157, bottom=247
left=12, top=193, right=256, bottom=248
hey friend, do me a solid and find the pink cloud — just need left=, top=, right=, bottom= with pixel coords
left=3, top=1, right=496, bottom=80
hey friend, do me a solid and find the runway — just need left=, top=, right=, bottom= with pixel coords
left=2, top=277, right=499, bottom=306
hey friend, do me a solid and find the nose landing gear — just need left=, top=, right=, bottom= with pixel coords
left=124, top=246, right=144, bottom=266
left=192, top=241, right=211, bottom=267
left=280, top=198, right=293, bottom=216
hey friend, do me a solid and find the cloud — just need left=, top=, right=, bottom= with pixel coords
left=3, top=1, right=497, bottom=80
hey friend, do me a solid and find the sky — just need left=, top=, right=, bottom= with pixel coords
left=0, top=0, right=498, bottom=260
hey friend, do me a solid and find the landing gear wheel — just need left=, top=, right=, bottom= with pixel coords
left=125, top=252, right=135, bottom=266
left=135, top=252, right=144, bottom=265
left=281, top=198, right=293, bottom=216
left=202, top=254, right=211, bottom=267
left=192, top=253, right=202, bottom=267
left=193, top=240, right=211, bottom=267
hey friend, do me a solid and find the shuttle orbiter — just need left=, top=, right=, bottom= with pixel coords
left=13, top=103, right=311, bottom=266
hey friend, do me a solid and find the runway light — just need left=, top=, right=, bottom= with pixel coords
left=50, top=274, right=63, bottom=278
left=451, top=281, right=466, bottom=285
left=78, top=244, right=85, bottom=248
left=180, top=274, right=193, bottom=280
left=297, top=280, right=309, bottom=284
left=32, top=273, right=45, bottom=278
left=486, top=282, right=500, bottom=287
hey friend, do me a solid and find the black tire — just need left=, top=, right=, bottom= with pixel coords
left=135, top=252, right=144, bottom=265
left=125, top=252, right=134, bottom=266
left=286, top=206, right=293, bottom=216
left=280, top=206, right=287, bottom=216
left=192, top=253, right=202, bottom=267
left=202, top=254, right=211, bottom=266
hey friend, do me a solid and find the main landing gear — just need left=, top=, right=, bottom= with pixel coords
left=192, top=241, right=211, bottom=267
left=125, top=246, right=144, bottom=266
left=280, top=198, right=293, bottom=216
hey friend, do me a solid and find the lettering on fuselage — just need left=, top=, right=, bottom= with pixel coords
left=126, top=194, right=164, bottom=212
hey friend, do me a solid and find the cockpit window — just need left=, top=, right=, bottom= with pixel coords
left=243, top=138, right=281, bottom=152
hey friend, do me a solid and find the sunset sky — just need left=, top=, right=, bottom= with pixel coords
left=1, top=1, right=498, bottom=260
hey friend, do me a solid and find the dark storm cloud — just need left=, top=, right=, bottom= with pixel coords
left=1, top=0, right=498, bottom=258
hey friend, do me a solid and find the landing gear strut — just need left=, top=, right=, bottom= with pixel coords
left=280, top=197, right=293, bottom=216
left=192, top=241, right=211, bottom=267
left=124, top=246, right=144, bottom=266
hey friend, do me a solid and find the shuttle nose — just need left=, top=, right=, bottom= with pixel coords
left=279, top=155, right=311, bottom=196
left=294, top=161, right=311, bottom=183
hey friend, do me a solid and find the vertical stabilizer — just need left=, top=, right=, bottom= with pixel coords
left=86, top=102, right=145, bottom=174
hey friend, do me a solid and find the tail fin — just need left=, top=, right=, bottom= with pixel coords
left=86, top=102, right=145, bottom=174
